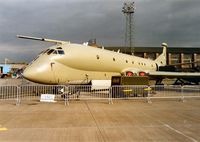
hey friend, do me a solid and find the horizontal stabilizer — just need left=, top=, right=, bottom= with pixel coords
left=17, top=35, right=69, bottom=45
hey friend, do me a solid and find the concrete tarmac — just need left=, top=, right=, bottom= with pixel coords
left=0, top=100, right=199, bottom=142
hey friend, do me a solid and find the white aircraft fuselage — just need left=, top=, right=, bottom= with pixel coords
left=18, top=35, right=167, bottom=84
left=23, top=42, right=166, bottom=84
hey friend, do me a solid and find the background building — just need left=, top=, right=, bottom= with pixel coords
left=105, top=47, right=200, bottom=68
left=0, top=63, right=27, bottom=78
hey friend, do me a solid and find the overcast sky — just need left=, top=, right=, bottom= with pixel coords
left=0, top=0, right=200, bottom=63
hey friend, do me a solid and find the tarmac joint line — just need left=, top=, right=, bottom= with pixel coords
left=85, top=102, right=106, bottom=142
left=164, top=124, right=198, bottom=142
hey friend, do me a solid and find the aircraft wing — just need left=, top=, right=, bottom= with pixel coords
left=149, top=71, right=200, bottom=78
left=17, top=35, right=69, bottom=45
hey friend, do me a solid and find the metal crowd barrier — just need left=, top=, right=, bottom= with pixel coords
left=0, top=85, right=199, bottom=105
left=0, top=85, right=18, bottom=100
left=150, top=85, right=200, bottom=101
left=20, top=85, right=65, bottom=101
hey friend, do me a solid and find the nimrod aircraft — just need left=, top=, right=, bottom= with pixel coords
left=18, top=35, right=200, bottom=85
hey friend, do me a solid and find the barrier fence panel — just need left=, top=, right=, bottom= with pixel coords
left=181, top=85, right=200, bottom=97
left=0, top=85, right=200, bottom=105
left=146, top=85, right=200, bottom=102
left=111, top=85, right=148, bottom=99
left=65, top=85, right=111, bottom=104
left=20, top=85, right=66, bottom=103
left=0, top=86, right=18, bottom=104
left=150, top=85, right=182, bottom=98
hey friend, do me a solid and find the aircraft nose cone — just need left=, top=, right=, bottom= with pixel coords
left=23, top=66, right=37, bottom=82
left=23, top=63, right=56, bottom=84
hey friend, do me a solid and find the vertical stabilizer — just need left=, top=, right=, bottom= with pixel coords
left=155, top=43, right=167, bottom=66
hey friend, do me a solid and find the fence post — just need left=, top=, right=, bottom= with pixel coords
left=146, top=86, right=152, bottom=104
left=181, top=85, right=186, bottom=102
left=64, top=86, right=69, bottom=106
left=109, top=87, right=113, bottom=104
left=16, top=85, right=21, bottom=106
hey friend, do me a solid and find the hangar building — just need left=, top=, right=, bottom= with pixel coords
left=105, top=47, right=200, bottom=68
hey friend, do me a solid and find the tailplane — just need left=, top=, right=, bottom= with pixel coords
left=155, top=43, right=167, bottom=66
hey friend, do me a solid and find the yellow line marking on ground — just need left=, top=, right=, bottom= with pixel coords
left=0, top=127, right=8, bottom=131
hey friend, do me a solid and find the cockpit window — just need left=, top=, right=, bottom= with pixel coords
left=52, top=50, right=57, bottom=54
left=56, top=47, right=62, bottom=49
left=39, top=51, right=44, bottom=55
left=33, top=56, right=39, bottom=61
left=47, top=49, right=55, bottom=55
left=44, top=49, right=50, bottom=54
left=58, top=50, right=65, bottom=55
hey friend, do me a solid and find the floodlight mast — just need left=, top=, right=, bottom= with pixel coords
left=122, top=2, right=135, bottom=55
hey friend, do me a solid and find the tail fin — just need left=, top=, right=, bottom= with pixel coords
left=155, top=43, right=167, bottom=66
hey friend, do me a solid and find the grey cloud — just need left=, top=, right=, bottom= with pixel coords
left=134, top=0, right=200, bottom=46
left=0, top=0, right=200, bottom=62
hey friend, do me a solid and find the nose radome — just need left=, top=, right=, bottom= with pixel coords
left=23, top=62, right=56, bottom=84
left=23, top=66, right=39, bottom=82
left=23, top=64, right=47, bottom=83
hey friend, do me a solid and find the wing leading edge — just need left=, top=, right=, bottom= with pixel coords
left=149, top=71, right=200, bottom=78
left=149, top=71, right=200, bottom=84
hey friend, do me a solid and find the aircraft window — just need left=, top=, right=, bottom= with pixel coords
left=96, top=55, right=100, bottom=59
left=126, top=60, right=128, bottom=63
left=113, top=58, right=115, bottom=61
left=132, top=61, right=134, bottom=64
left=33, top=56, right=39, bottom=61
left=47, top=49, right=55, bottom=55
left=139, top=62, right=140, bottom=65
left=53, top=50, right=57, bottom=54
left=39, top=50, right=45, bottom=55
left=58, top=50, right=65, bottom=55
left=141, top=63, right=143, bottom=65
left=56, top=47, right=62, bottom=49
left=44, top=49, right=50, bottom=54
